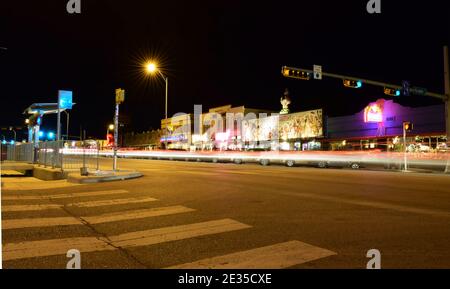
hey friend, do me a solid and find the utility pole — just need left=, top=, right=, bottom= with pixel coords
left=57, top=101, right=61, bottom=141
left=443, top=46, right=450, bottom=173
left=444, top=46, right=450, bottom=139
left=63, top=110, right=70, bottom=140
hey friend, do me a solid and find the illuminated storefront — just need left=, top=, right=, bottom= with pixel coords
left=161, top=114, right=192, bottom=150
left=159, top=100, right=445, bottom=152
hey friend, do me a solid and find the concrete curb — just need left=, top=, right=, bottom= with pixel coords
left=67, top=171, right=143, bottom=184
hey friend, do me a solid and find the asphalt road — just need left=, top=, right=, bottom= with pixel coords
left=2, top=158, right=450, bottom=269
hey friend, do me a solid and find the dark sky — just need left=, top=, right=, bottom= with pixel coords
left=1, top=0, right=449, bottom=139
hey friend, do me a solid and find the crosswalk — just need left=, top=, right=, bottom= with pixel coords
left=1, top=189, right=337, bottom=268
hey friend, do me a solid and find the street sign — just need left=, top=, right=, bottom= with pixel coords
left=58, top=90, right=73, bottom=109
left=410, top=86, right=428, bottom=96
left=402, top=81, right=411, bottom=96
left=313, top=65, right=322, bottom=80
left=115, top=89, right=125, bottom=104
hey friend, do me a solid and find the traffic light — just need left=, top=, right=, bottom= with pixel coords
left=403, top=122, right=413, bottom=132
left=27, top=114, right=42, bottom=126
left=343, top=79, right=363, bottom=88
left=282, top=67, right=311, bottom=80
left=384, top=87, right=401, bottom=97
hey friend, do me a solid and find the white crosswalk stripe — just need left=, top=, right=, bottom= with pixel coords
left=2, top=206, right=196, bottom=230
left=2, top=197, right=158, bottom=212
left=2, top=189, right=130, bottom=201
left=167, top=240, right=336, bottom=269
left=2, top=204, right=62, bottom=212
left=68, top=196, right=158, bottom=208
left=3, top=219, right=251, bottom=261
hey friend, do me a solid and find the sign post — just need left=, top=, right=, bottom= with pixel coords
left=313, top=65, right=322, bottom=80
left=403, top=124, right=408, bottom=172
left=57, top=90, right=73, bottom=141
left=113, top=89, right=125, bottom=171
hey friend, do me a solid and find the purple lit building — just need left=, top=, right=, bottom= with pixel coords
left=326, top=99, right=446, bottom=151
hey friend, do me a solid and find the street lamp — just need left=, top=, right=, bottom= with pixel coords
left=107, top=124, right=115, bottom=138
left=145, top=62, right=169, bottom=149
left=63, top=110, right=70, bottom=140
left=9, top=127, right=16, bottom=142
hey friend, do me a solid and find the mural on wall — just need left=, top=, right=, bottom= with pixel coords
left=279, top=109, right=323, bottom=140
left=242, top=109, right=323, bottom=142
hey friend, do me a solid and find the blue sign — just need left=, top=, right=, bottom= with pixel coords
left=58, top=90, right=73, bottom=110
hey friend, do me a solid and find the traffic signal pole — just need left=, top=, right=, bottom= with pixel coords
left=284, top=46, right=450, bottom=173
left=403, top=124, right=409, bottom=172
left=113, top=102, right=119, bottom=171
left=282, top=66, right=448, bottom=101
left=443, top=46, right=450, bottom=174
left=444, top=46, right=450, bottom=139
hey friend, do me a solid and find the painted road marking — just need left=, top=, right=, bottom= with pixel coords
left=1, top=204, right=62, bottom=212
left=2, top=196, right=158, bottom=212
left=109, top=219, right=251, bottom=248
left=3, top=237, right=114, bottom=261
left=3, top=219, right=251, bottom=261
left=167, top=240, right=336, bottom=269
left=2, top=216, right=80, bottom=230
left=83, top=205, right=195, bottom=224
left=2, top=206, right=196, bottom=230
left=68, top=197, right=158, bottom=208
left=2, top=189, right=130, bottom=201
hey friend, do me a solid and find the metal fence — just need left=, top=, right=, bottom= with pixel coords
left=2, top=140, right=101, bottom=172
left=61, top=141, right=101, bottom=171
left=3, top=142, right=34, bottom=163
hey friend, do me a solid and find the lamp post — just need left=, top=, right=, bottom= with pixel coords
left=107, top=124, right=114, bottom=138
left=63, top=110, right=70, bottom=140
left=9, top=127, right=16, bottom=142
left=145, top=62, right=169, bottom=150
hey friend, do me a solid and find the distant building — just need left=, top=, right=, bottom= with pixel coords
left=124, top=129, right=163, bottom=149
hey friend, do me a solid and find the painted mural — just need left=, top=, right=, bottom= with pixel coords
left=242, top=109, right=323, bottom=142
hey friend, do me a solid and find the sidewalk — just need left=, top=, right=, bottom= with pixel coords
left=67, top=170, right=143, bottom=184
left=1, top=177, right=80, bottom=191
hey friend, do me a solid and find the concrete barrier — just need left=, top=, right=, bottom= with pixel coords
left=32, top=167, right=68, bottom=181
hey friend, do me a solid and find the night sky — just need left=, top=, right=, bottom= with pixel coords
left=1, top=0, right=449, bottom=140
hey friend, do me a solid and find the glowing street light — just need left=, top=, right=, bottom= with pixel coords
left=106, top=124, right=115, bottom=139
left=146, top=63, right=157, bottom=74
left=144, top=61, right=170, bottom=149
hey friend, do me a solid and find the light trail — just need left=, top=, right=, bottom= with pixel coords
left=60, top=148, right=450, bottom=169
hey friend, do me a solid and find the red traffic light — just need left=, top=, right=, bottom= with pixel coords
left=403, top=122, right=413, bottom=132
left=282, top=67, right=310, bottom=80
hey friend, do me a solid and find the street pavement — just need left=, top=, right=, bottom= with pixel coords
left=2, top=158, right=450, bottom=269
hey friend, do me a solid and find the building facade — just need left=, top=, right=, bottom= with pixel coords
left=156, top=99, right=447, bottom=152
left=326, top=99, right=446, bottom=152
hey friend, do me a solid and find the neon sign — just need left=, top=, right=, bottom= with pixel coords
left=364, top=103, right=383, bottom=123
